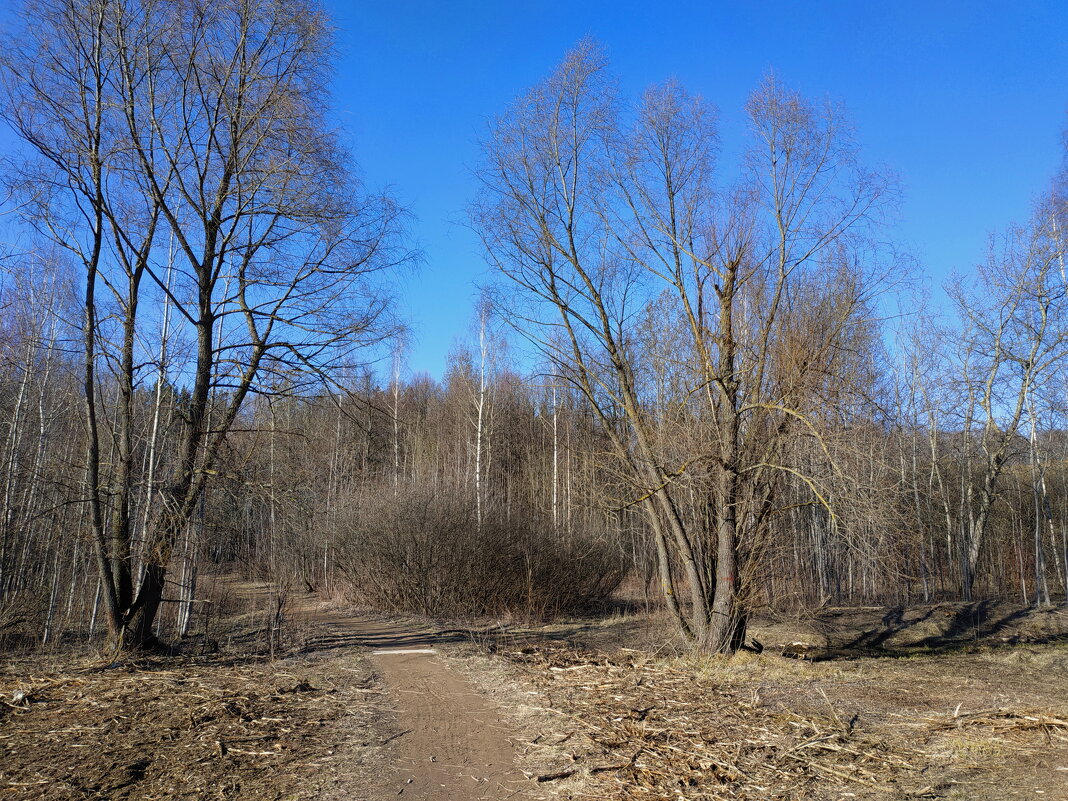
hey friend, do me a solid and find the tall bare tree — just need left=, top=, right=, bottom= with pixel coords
left=473, top=42, right=895, bottom=653
left=947, top=219, right=1068, bottom=602
left=1, top=0, right=404, bottom=650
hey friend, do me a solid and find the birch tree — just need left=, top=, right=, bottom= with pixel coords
left=948, top=219, right=1068, bottom=602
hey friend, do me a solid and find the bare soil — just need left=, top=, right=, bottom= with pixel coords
left=296, top=605, right=542, bottom=800
left=0, top=580, right=544, bottom=801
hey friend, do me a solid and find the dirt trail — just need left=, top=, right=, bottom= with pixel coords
left=294, top=600, right=540, bottom=800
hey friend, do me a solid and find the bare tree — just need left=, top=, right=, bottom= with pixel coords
left=473, top=42, right=896, bottom=653
left=1, top=0, right=404, bottom=650
left=947, top=215, right=1068, bottom=602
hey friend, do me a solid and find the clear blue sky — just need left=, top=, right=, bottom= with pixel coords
left=327, top=0, right=1067, bottom=377
left=0, top=2, right=1063, bottom=378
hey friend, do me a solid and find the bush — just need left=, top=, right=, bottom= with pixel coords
left=334, top=484, right=626, bottom=619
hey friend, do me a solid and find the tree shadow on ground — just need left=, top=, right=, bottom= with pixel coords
left=814, top=600, right=1068, bottom=661
left=292, top=596, right=655, bottom=658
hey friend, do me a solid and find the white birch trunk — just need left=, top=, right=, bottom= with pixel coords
left=551, top=386, right=558, bottom=532
left=475, top=318, right=488, bottom=531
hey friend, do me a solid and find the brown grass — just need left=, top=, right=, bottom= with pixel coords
left=0, top=600, right=390, bottom=801
left=486, top=643, right=922, bottom=800
left=443, top=605, right=1068, bottom=801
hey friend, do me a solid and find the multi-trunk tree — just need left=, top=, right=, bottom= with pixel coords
left=945, top=204, right=1068, bottom=603
left=472, top=42, right=896, bottom=653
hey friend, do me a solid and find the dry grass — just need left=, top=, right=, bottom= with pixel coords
left=434, top=599, right=1068, bottom=799
left=928, top=707, right=1068, bottom=740
left=450, top=635, right=1068, bottom=801
left=5, top=588, right=1068, bottom=801
left=476, top=643, right=921, bottom=800
left=0, top=636, right=389, bottom=799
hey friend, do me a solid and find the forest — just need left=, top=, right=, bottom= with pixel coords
left=0, top=11, right=1065, bottom=656
left=1, top=2, right=1067, bottom=799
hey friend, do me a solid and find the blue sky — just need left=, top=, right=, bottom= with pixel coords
left=327, top=0, right=1068, bottom=377
left=0, top=2, right=1064, bottom=378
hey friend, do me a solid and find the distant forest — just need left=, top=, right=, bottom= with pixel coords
left=1, top=1, right=1067, bottom=655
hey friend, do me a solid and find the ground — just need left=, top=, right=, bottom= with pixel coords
left=1, top=582, right=1067, bottom=800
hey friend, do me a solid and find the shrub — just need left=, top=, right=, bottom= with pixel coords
left=334, top=483, right=626, bottom=619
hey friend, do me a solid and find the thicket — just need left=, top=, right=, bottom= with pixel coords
left=333, top=486, right=626, bottom=617
left=4, top=319, right=1068, bottom=654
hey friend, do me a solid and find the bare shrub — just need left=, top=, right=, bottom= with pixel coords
left=0, top=589, right=45, bottom=653
left=265, top=581, right=291, bottom=659
left=334, top=484, right=625, bottom=619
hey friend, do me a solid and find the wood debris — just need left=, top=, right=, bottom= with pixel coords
left=0, top=651, right=385, bottom=800
left=934, top=707, right=1068, bottom=741
left=504, top=643, right=921, bottom=800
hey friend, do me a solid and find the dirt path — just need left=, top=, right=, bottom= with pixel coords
left=295, top=600, right=540, bottom=800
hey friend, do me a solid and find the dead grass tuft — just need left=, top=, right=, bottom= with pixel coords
left=930, top=707, right=1068, bottom=740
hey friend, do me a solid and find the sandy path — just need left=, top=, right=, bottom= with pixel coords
left=296, top=603, right=540, bottom=800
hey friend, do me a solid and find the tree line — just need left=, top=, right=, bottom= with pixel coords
left=0, top=4, right=1066, bottom=656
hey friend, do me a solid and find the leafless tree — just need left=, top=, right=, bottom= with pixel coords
left=472, top=42, right=896, bottom=653
left=947, top=218, right=1068, bottom=602
left=1, top=0, right=405, bottom=650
